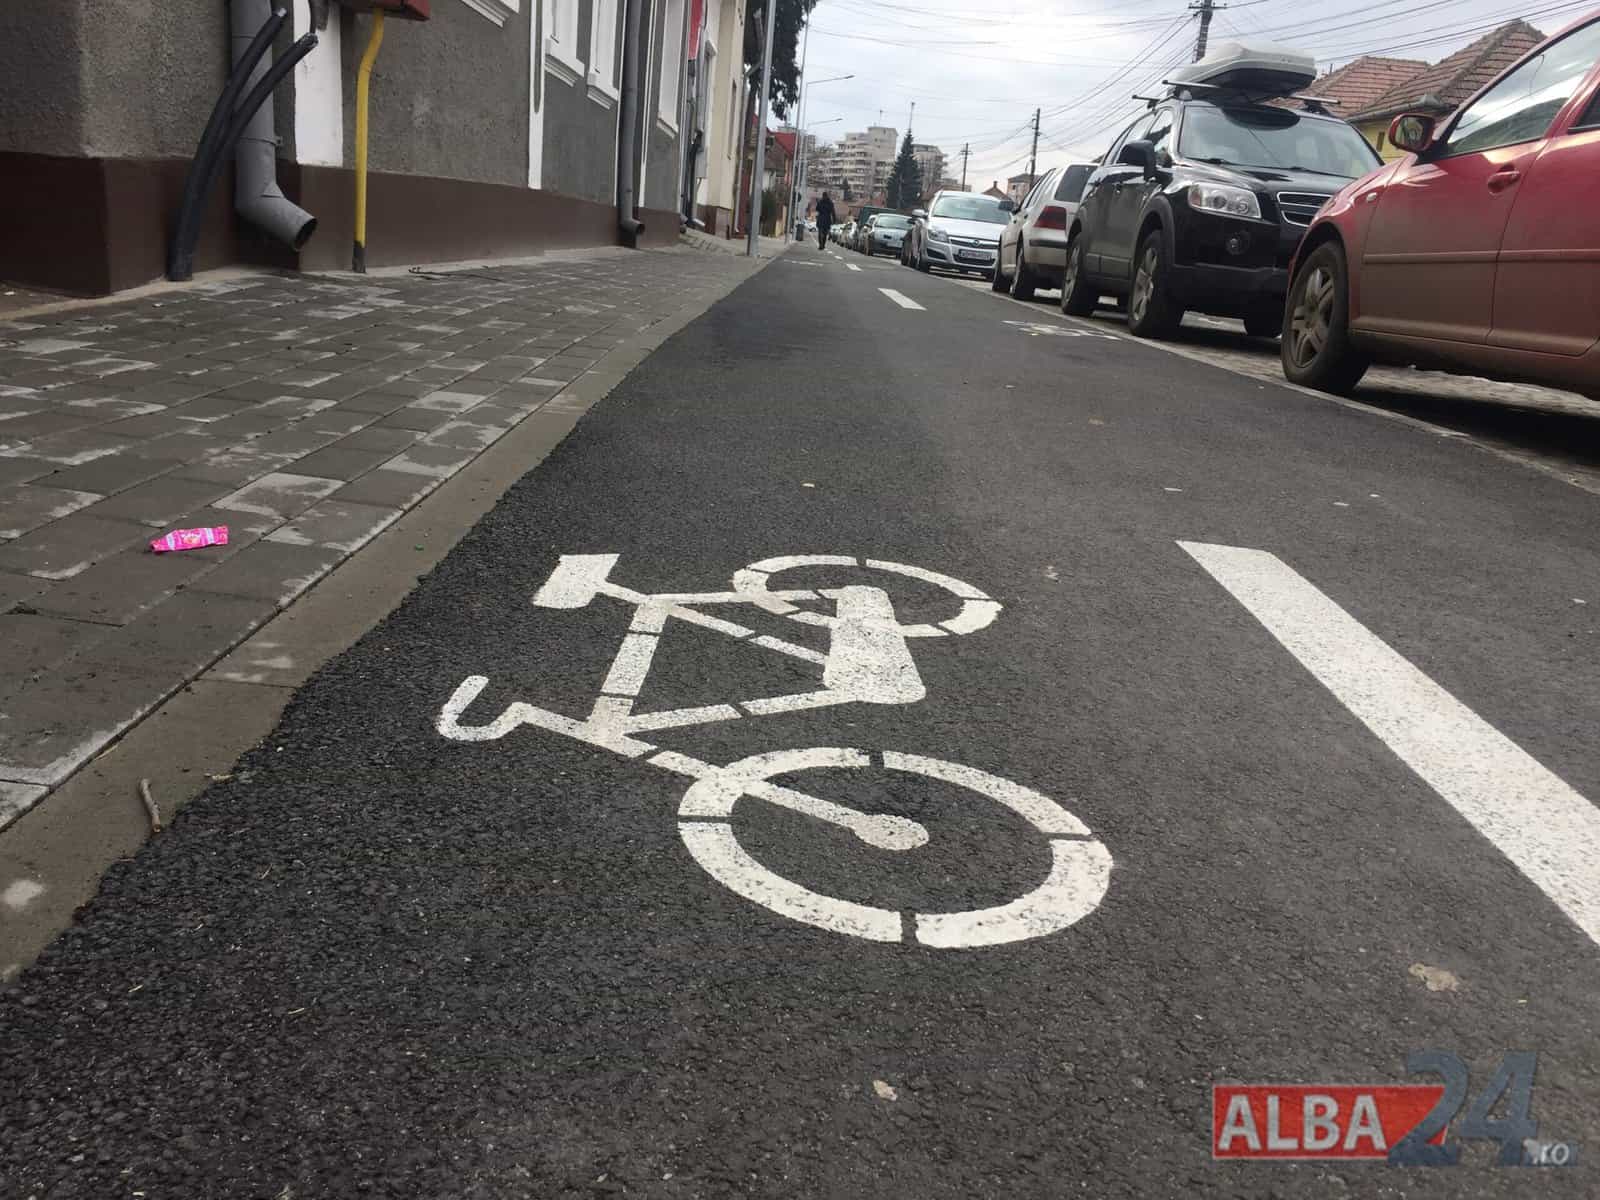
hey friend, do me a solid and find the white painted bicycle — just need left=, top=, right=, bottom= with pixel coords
left=435, top=554, right=1112, bottom=948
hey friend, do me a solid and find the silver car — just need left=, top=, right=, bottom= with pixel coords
left=905, top=190, right=1012, bottom=276
left=865, top=212, right=911, bottom=257
left=993, top=163, right=1095, bottom=299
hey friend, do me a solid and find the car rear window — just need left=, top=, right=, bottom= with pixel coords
left=1054, top=165, right=1092, bottom=202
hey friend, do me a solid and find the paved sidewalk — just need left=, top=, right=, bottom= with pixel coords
left=0, top=241, right=773, bottom=826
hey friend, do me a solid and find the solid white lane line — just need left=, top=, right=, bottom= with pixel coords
left=1180, top=540, right=1600, bottom=948
left=879, top=288, right=925, bottom=310
left=846, top=263, right=861, bottom=272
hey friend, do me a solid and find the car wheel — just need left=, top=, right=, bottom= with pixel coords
left=865, top=240, right=874, bottom=257
left=1243, top=301, right=1282, bottom=339
left=1126, top=230, right=1183, bottom=339
left=990, top=248, right=1010, bottom=292
left=1059, top=237, right=1097, bottom=317
left=1010, top=244, right=1037, bottom=301
left=917, top=246, right=932, bottom=273
left=1282, top=241, right=1369, bottom=395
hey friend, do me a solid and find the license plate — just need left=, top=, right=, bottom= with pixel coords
left=956, top=249, right=991, bottom=263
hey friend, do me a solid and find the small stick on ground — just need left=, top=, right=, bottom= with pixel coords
left=138, top=778, right=162, bottom=833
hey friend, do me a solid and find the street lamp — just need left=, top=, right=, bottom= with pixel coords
left=791, top=63, right=853, bottom=226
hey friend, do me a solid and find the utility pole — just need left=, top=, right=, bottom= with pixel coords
left=960, top=143, right=970, bottom=189
left=746, top=0, right=778, bottom=256
left=1026, top=107, right=1040, bottom=189
left=1190, top=0, right=1222, bottom=62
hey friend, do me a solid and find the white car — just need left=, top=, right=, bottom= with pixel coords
left=865, top=212, right=911, bottom=257
left=993, top=163, right=1095, bottom=299
left=904, top=191, right=1012, bottom=276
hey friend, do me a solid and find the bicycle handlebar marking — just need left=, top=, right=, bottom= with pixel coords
left=435, top=554, right=1113, bottom=948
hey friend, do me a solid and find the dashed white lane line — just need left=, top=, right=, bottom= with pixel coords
left=846, top=263, right=861, bottom=272
left=1181, top=540, right=1600, bottom=949
left=879, top=288, right=925, bottom=310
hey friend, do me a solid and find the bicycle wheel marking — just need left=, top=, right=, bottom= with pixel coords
left=676, top=748, right=1112, bottom=948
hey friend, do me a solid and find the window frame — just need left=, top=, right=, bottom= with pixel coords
left=588, top=0, right=621, bottom=102
left=1436, top=19, right=1600, bottom=157
left=545, top=0, right=584, bottom=84
left=657, top=0, right=687, bottom=131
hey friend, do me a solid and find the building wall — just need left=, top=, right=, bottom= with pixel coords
left=542, top=0, right=624, bottom=204
left=338, top=4, right=528, bottom=187
left=694, top=0, right=744, bottom=229
left=640, top=0, right=687, bottom=212
left=0, top=2, right=86, bottom=156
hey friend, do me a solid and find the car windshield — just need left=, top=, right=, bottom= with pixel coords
left=875, top=215, right=910, bottom=229
left=930, top=195, right=1009, bottom=223
left=1179, top=106, right=1379, bottom=178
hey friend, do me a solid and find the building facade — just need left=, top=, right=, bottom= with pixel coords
left=0, top=0, right=738, bottom=296
left=911, top=143, right=945, bottom=199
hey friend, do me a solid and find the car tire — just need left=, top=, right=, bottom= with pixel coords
left=1010, top=244, right=1037, bottom=301
left=1059, top=237, right=1097, bottom=317
left=1126, top=229, right=1183, bottom=339
left=1282, top=241, right=1369, bottom=395
left=865, top=241, right=874, bottom=257
left=917, top=246, right=932, bottom=273
left=1243, top=302, right=1282, bottom=339
left=991, top=249, right=1010, bottom=292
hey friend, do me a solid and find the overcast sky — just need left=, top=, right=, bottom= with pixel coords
left=792, top=0, right=1589, bottom=186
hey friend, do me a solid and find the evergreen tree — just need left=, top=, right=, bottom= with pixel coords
left=886, top=131, right=922, bottom=210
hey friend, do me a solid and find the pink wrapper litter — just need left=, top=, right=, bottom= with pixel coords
left=150, top=525, right=229, bottom=553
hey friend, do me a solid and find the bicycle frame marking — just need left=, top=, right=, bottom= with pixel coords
left=436, top=554, right=1113, bottom=948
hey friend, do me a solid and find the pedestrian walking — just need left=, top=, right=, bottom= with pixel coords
left=815, top=192, right=835, bottom=250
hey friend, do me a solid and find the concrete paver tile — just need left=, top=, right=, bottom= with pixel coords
left=0, top=781, right=49, bottom=832
left=263, top=499, right=401, bottom=553
left=76, top=590, right=276, bottom=681
left=375, top=407, right=455, bottom=433
left=82, top=476, right=234, bottom=527
left=291, top=446, right=395, bottom=481
left=0, top=659, right=168, bottom=788
left=0, top=458, right=59, bottom=488
left=2, top=429, right=142, bottom=466
left=327, top=467, right=439, bottom=510
left=0, top=514, right=151, bottom=580
left=0, top=571, right=52, bottom=613
left=0, top=485, right=104, bottom=538
left=214, top=472, right=343, bottom=521
left=0, top=613, right=113, bottom=693
left=31, top=544, right=224, bottom=626
left=189, top=541, right=344, bottom=607
left=35, top=454, right=184, bottom=496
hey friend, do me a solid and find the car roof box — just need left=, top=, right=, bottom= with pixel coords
left=1169, top=41, right=1317, bottom=96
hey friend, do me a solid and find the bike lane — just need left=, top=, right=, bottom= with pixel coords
left=2, top=256, right=1597, bottom=1197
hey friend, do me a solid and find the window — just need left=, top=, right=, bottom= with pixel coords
left=1054, top=164, right=1092, bottom=202
left=658, top=0, right=686, bottom=128
left=1108, top=113, right=1155, bottom=169
left=1146, top=108, right=1175, bottom=156
left=589, top=0, right=620, bottom=98
left=1178, top=106, right=1380, bottom=178
left=1443, top=19, right=1600, bottom=155
left=546, top=0, right=582, bottom=80
left=1577, top=88, right=1600, bottom=130
left=1021, top=171, right=1053, bottom=212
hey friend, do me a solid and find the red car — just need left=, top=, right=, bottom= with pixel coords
left=1282, top=11, right=1600, bottom=398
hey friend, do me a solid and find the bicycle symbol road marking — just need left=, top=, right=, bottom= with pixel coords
left=435, top=553, right=1113, bottom=948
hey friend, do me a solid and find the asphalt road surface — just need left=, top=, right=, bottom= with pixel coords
left=4, top=246, right=1599, bottom=1198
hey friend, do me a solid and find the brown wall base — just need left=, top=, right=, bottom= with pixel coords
left=1, top=153, right=679, bottom=297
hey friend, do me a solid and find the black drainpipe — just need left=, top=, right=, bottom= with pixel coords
left=616, top=0, right=646, bottom=244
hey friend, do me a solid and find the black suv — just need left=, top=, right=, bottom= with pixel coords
left=1060, top=94, right=1381, bottom=338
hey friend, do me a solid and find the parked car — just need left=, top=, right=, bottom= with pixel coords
left=1060, top=43, right=1382, bottom=338
left=1283, top=12, right=1600, bottom=397
left=850, top=205, right=894, bottom=250
left=865, top=212, right=912, bottom=256
left=994, top=163, right=1095, bottom=298
left=855, top=214, right=881, bottom=253
left=904, top=190, right=1013, bottom=276
left=837, top=221, right=856, bottom=247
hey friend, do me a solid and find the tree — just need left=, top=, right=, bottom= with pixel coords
left=885, top=131, right=922, bottom=210
left=744, top=0, right=818, bottom=121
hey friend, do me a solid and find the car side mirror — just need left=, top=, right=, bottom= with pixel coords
left=1118, top=139, right=1159, bottom=178
left=911, top=209, right=927, bottom=220
left=1388, top=113, right=1436, bottom=154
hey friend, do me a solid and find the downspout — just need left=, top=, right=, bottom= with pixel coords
left=616, top=0, right=646, bottom=243
left=233, top=0, right=317, bottom=251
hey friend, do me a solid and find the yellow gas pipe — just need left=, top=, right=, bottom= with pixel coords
left=353, top=8, right=386, bottom=272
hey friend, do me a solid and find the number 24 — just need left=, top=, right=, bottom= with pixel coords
left=1389, top=1051, right=1538, bottom=1167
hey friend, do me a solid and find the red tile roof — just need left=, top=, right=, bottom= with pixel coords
left=770, top=130, right=798, bottom=158
left=1303, top=56, right=1428, bottom=111
left=1351, top=20, right=1547, bottom=121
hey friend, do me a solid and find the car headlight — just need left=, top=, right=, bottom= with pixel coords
left=927, top=226, right=949, bottom=242
left=1189, top=183, right=1261, bottom=219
